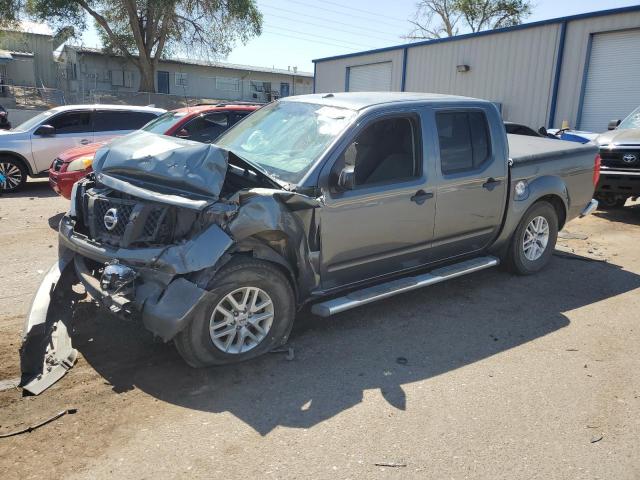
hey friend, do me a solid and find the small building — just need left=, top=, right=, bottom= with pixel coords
left=59, top=46, right=314, bottom=103
left=0, top=22, right=60, bottom=88
left=313, top=5, right=640, bottom=132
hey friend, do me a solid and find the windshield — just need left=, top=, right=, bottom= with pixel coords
left=618, top=106, right=640, bottom=130
left=12, top=110, right=55, bottom=132
left=141, top=111, right=189, bottom=134
left=215, top=101, right=356, bottom=183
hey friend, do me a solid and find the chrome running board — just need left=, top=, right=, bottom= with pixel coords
left=311, top=256, right=499, bottom=317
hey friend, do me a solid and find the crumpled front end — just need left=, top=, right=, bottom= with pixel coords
left=20, top=136, right=322, bottom=394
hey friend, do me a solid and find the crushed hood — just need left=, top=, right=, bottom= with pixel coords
left=92, top=131, right=228, bottom=200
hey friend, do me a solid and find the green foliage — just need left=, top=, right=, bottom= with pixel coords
left=407, top=0, right=532, bottom=39
left=0, top=0, right=25, bottom=28
left=25, top=0, right=262, bottom=91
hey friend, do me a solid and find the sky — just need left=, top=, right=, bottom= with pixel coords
left=78, top=0, right=640, bottom=73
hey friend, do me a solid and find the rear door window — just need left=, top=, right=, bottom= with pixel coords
left=179, top=113, right=229, bottom=143
left=49, top=111, right=92, bottom=134
left=436, top=111, right=491, bottom=174
left=94, top=110, right=159, bottom=132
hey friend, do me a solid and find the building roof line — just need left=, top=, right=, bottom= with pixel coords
left=63, top=45, right=313, bottom=77
left=312, top=4, right=640, bottom=63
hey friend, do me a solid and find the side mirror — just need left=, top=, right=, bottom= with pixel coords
left=175, top=128, right=189, bottom=138
left=538, top=126, right=548, bottom=137
left=336, top=165, right=355, bottom=191
left=34, top=124, right=55, bottom=136
left=608, top=119, right=621, bottom=130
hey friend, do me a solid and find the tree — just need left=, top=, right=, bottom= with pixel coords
left=406, top=0, right=531, bottom=40
left=0, top=0, right=24, bottom=28
left=26, top=0, right=262, bottom=92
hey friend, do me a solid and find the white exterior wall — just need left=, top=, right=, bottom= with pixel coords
left=314, top=49, right=405, bottom=93
left=405, top=24, right=560, bottom=127
left=64, top=51, right=313, bottom=101
left=554, top=10, right=640, bottom=129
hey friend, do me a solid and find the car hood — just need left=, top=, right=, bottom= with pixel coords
left=595, top=128, right=640, bottom=147
left=92, top=131, right=230, bottom=201
left=0, top=129, right=27, bottom=139
left=59, top=142, right=107, bottom=162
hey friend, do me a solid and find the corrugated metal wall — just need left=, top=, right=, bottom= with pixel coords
left=404, top=24, right=560, bottom=127
left=313, top=8, right=640, bottom=130
left=314, top=49, right=405, bottom=93
left=554, top=10, right=640, bottom=130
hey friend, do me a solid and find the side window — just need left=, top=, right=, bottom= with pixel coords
left=179, top=113, right=229, bottom=143
left=94, top=111, right=159, bottom=132
left=339, top=116, right=419, bottom=186
left=229, top=112, right=249, bottom=127
left=49, top=111, right=92, bottom=134
left=436, top=111, right=491, bottom=174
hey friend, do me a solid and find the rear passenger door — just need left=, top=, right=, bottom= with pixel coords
left=93, top=110, right=160, bottom=142
left=430, top=108, right=507, bottom=260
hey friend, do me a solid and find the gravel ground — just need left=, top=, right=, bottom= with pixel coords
left=1, top=180, right=639, bottom=479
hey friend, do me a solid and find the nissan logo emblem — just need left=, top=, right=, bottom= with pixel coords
left=103, top=208, right=119, bottom=231
left=623, top=153, right=637, bottom=164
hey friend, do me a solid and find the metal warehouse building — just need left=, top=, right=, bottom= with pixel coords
left=313, top=5, right=640, bottom=133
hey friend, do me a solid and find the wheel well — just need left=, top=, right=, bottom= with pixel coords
left=0, top=152, right=33, bottom=175
left=536, top=195, right=566, bottom=230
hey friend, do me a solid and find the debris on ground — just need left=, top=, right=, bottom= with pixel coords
left=0, top=408, right=78, bottom=438
left=375, top=462, right=407, bottom=468
left=270, top=346, right=295, bottom=361
left=590, top=435, right=603, bottom=444
left=558, top=231, right=589, bottom=240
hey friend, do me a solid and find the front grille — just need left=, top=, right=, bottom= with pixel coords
left=52, top=158, right=64, bottom=172
left=600, top=149, right=640, bottom=169
left=87, top=193, right=173, bottom=248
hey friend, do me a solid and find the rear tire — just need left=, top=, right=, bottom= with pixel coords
left=174, top=257, right=296, bottom=367
left=0, top=157, right=27, bottom=193
left=506, top=201, right=558, bottom=275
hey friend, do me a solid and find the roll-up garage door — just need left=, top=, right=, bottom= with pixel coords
left=348, top=62, right=392, bottom=92
left=579, top=29, right=640, bottom=133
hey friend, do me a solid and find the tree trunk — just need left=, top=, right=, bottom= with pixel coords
left=138, top=60, right=155, bottom=93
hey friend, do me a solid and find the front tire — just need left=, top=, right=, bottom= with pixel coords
left=0, top=157, right=27, bottom=193
left=506, top=201, right=558, bottom=275
left=174, top=257, right=296, bottom=367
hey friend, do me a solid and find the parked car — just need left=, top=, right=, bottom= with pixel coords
left=0, top=104, right=165, bottom=193
left=593, top=105, right=640, bottom=208
left=21, top=92, right=599, bottom=394
left=49, top=103, right=260, bottom=199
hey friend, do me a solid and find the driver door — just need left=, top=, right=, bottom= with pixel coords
left=319, top=111, right=436, bottom=289
left=31, top=110, right=94, bottom=173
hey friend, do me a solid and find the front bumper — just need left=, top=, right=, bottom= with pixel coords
left=596, top=169, right=640, bottom=196
left=49, top=168, right=86, bottom=200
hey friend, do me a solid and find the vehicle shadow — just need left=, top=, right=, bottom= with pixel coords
left=5, top=180, right=58, bottom=199
left=71, top=252, right=640, bottom=435
left=592, top=204, right=640, bottom=226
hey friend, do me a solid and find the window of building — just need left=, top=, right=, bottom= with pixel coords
left=216, top=76, right=240, bottom=91
left=111, top=69, right=124, bottom=86
left=49, top=111, right=92, bottom=134
left=175, top=72, right=188, bottom=87
left=94, top=110, right=159, bottom=132
left=339, top=116, right=420, bottom=186
left=436, top=111, right=491, bottom=174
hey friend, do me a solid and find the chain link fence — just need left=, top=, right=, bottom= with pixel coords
left=0, top=84, right=66, bottom=109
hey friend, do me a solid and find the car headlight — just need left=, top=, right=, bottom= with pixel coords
left=66, top=155, right=94, bottom=172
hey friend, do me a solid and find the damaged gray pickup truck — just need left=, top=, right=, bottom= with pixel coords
left=21, top=92, right=599, bottom=394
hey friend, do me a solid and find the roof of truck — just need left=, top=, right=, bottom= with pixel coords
left=282, top=92, right=482, bottom=110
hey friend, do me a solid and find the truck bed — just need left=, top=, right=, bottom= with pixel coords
left=507, top=134, right=596, bottom=164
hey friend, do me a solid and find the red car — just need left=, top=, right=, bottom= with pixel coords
left=49, top=103, right=259, bottom=199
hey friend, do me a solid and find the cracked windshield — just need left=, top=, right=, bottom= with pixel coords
left=216, top=101, right=356, bottom=183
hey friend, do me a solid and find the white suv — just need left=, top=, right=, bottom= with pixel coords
left=0, top=104, right=165, bottom=192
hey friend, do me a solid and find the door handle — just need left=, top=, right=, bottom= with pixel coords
left=482, top=178, right=502, bottom=191
left=410, top=189, right=434, bottom=205
left=80, top=139, right=90, bottom=145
